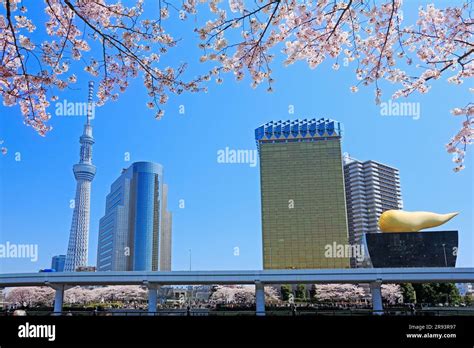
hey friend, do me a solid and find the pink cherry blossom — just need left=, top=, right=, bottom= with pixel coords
left=1, top=0, right=472, bottom=170
left=1, top=0, right=205, bottom=136
left=193, top=0, right=473, bottom=170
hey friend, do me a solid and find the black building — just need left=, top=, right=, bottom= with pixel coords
left=366, top=231, right=458, bottom=268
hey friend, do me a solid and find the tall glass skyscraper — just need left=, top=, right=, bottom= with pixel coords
left=255, top=118, right=350, bottom=269
left=96, top=162, right=172, bottom=271
left=51, top=255, right=66, bottom=272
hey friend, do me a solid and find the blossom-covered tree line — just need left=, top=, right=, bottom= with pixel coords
left=209, top=285, right=280, bottom=305
left=1, top=0, right=472, bottom=170
left=311, top=284, right=402, bottom=304
left=4, top=283, right=403, bottom=308
left=5, top=286, right=55, bottom=307
left=5, top=286, right=148, bottom=308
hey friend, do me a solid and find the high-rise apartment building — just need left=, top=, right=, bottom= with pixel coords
left=51, top=255, right=66, bottom=272
left=159, top=184, right=172, bottom=271
left=343, top=156, right=403, bottom=267
left=255, top=118, right=350, bottom=269
left=96, top=162, right=172, bottom=271
left=64, top=82, right=96, bottom=272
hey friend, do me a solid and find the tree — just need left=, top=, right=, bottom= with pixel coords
left=208, top=285, right=280, bottom=305
left=314, top=284, right=368, bottom=303
left=5, top=285, right=151, bottom=308
left=67, top=285, right=150, bottom=307
left=295, top=284, right=306, bottom=301
left=312, top=283, right=402, bottom=304
left=412, top=283, right=437, bottom=304
left=1, top=1, right=472, bottom=170
left=309, top=284, right=317, bottom=301
left=92, top=285, right=147, bottom=303
left=435, top=283, right=462, bottom=305
left=5, top=287, right=54, bottom=307
left=399, top=283, right=416, bottom=303
left=464, top=294, right=473, bottom=306
left=280, top=284, right=291, bottom=301
left=64, top=286, right=94, bottom=305
left=381, top=284, right=403, bottom=305
left=412, top=283, right=461, bottom=305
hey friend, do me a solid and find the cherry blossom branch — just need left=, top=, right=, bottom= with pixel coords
left=5, top=0, right=37, bottom=119
left=194, top=0, right=472, bottom=171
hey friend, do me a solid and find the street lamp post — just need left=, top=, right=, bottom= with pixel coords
left=442, top=243, right=448, bottom=267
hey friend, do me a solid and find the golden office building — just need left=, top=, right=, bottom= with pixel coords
left=255, top=119, right=350, bottom=269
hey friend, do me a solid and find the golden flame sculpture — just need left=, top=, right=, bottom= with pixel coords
left=378, top=210, right=459, bottom=233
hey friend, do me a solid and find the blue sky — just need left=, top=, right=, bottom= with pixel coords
left=0, top=0, right=472, bottom=273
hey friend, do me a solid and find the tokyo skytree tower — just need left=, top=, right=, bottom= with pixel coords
left=64, top=82, right=96, bottom=272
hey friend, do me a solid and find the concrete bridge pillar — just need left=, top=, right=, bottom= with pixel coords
left=255, top=282, right=265, bottom=316
left=370, top=281, right=383, bottom=315
left=51, top=284, right=65, bottom=316
left=147, top=285, right=160, bottom=315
